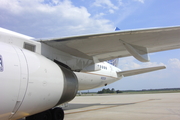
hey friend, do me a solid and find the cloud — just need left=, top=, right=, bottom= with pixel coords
left=118, top=57, right=165, bottom=70
left=0, top=0, right=149, bottom=38
left=117, top=0, right=123, bottom=6
left=134, top=0, right=144, bottom=3
left=93, top=0, right=118, bottom=9
left=93, top=13, right=106, bottom=19
left=109, top=9, right=115, bottom=14
left=0, top=0, right=114, bottom=38
left=93, top=0, right=118, bottom=14
left=168, top=58, right=180, bottom=69
left=107, top=0, right=146, bottom=25
left=0, top=0, right=22, bottom=14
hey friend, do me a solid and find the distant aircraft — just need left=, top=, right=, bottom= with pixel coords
left=0, top=26, right=180, bottom=120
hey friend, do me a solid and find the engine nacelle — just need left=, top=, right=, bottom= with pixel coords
left=0, top=42, right=78, bottom=120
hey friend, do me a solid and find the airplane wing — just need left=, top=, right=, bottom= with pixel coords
left=117, top=66, right=166, bottom=77
left=39, top=26, right=180, bottom=63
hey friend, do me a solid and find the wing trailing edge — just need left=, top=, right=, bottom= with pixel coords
left=117, top=66, right=166, bottom=77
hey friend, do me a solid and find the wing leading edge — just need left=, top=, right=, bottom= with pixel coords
left=39, top=26, right=180, bottom=64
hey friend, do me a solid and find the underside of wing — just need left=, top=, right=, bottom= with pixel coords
left=39, top=26, right=180, bottom=63
left=117, top=66, right=166, bottom=77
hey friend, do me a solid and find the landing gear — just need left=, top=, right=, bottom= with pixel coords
left=26, top=107, right=64, bottom=120
left=52, top=108, right=64, bottom=120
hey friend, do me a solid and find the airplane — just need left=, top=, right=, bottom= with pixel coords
left=0, top=26, right=180, bottom=120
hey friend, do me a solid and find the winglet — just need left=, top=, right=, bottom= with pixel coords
left=115, top=27, right=120, bottom=31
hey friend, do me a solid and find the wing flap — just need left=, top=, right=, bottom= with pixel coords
left=117, top=66, right=166, bottom=77
left=121, top=41, right=149, bottom=62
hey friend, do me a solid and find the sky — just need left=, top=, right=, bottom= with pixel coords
left=0, top=0, right=180, bottom=91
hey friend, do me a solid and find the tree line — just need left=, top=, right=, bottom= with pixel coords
left=97, top=88, right=122, bottom=94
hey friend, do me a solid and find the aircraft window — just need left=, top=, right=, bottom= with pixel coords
left=98, top=65, right=108, bottom=70
left=97, top=65, right=108, bottom=70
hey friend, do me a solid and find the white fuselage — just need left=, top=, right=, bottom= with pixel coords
left=76, top=62, right=122, bottom=90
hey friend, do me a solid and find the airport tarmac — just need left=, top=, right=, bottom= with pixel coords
left=63, top=93, right=180, bottom=120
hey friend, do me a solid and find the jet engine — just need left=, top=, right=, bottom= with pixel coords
left=0, top=42, right=78, bottom=120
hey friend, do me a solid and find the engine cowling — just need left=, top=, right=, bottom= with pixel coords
left=0, top=42, right=78, bottom=120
